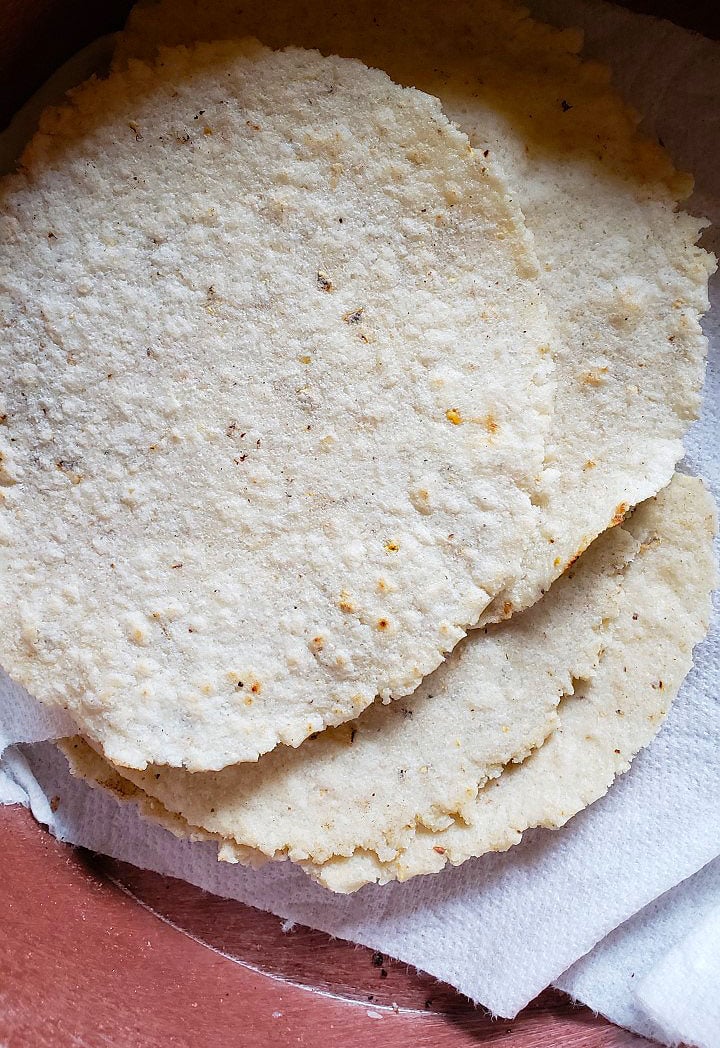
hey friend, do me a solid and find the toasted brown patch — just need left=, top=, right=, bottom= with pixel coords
left=611, top=503, right=628, bottom=527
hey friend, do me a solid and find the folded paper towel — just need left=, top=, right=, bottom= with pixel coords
left=559, top=855, right=720, bottom=1048
left=0, top=0, right=718, bottom=1043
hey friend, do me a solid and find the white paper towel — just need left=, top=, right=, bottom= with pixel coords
left=1, top=1, right=719, bottom=1043
left=559, top=855, right=720, bottom=1048
left=636, top=902, right=720, bottom=1048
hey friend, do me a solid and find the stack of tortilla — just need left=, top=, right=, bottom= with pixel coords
left=0, top=0, right=715, bottom=893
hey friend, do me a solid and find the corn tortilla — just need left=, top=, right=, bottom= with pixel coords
left=115, top=0, right=715, bottom=618
left=0, top=41, right=554, bottom=770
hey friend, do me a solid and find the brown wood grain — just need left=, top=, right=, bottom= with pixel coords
left=0, top=806, right=651, bottom=1048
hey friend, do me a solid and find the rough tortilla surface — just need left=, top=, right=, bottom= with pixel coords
left=309, top=474, right=718, bottom=890
left=115, top=0, right=715, bottom=618
left=62, top=475, right=716, bottom=892
left=71, top=514, right=638, bottom=868
left=0, top=41, right=553, bottom=770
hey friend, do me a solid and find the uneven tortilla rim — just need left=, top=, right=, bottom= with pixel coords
left=0, top=38, right=555, bottom=771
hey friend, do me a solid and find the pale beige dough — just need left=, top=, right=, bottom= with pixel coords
left=66, top=509, right=640, bottom=868
left=114, top=0, right=715, bottom=617
left=62, top=474, right=717, bottom=892
left=0, top=41, right=553, bottom=771
left=309, top=474, right=717, bottom=889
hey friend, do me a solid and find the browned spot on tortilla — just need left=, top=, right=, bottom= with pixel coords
left=566, top=544, right=588, bottom=570
left=611, top=502, right=628, bottom=527
left=342, top=307, right=364, bottom=324
left=55, top=459, right=83, bottom=485
left=580, top=367, right=608, bottom=386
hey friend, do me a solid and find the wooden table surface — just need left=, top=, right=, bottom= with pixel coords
left=1, top=806, right=650, bottom=1048
left=1, top=2, right=714, bottom=1045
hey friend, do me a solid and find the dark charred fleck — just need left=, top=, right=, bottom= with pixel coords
left=342, top=307, right=365, bottom=325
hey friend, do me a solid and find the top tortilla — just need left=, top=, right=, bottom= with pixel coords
left=115, top=0, right=715, bottom=617
left=0, top=41, right=553, bottom=770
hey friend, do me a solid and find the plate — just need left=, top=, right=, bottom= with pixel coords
left=2, top=805, right=646, bottom=1046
